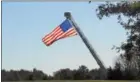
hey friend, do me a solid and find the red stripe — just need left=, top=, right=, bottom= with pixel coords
left=43, top=28, right=62, bottom=42
left=42, top=27, right=60, bottom=41
left=44, top=29, right=62, bottom=42
left=55, top=28, right=73, bottom=39
left=45, top=31, right=64, bottom=44
left=43, top=29, right=63, bottom=43
left=44, top=31, right=64, bottom=44
left=57, top=32, right=77, bottom=41
left=42, top=27, right=60, bottom=42
left=65, top=28, right=77, bottom=36
left=42, top=27, right=59, bottom=40
left=44, top=29, right=77, bottom=45
left=56, top=28, right=77, bottom=40
left=46, top=27, right=61, bottom=39
left=61, top=29, right=77, bottom=39
left=56, top=28, right=76, bottom=39
left=42, top=27, right=77, bottom=46
left=44, top=39, right=56, bottom=46
left=65, top=31, right=77, bottom=37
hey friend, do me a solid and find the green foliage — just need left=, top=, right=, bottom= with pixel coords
left=2, top=64, right=134, bottom=80
left=2, top=68, right=49, bottom=81
left=96, top=1, right=140, bottom=79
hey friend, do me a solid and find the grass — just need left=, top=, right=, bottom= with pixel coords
left=2, top=80, right=140, bottom=82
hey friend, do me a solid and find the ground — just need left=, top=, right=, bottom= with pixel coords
left=2, top=80, right=139, bottom=82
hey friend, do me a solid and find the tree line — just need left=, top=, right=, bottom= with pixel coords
left=1, top=62, right=140, bottom=81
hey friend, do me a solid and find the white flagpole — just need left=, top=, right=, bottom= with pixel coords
left=64, top=12, right=107, bottom=79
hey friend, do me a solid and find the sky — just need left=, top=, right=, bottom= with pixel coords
left=2, top=2, right=127, bottom=75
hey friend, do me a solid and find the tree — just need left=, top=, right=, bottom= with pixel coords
left=96, top=1, right=140, bottom=79
left=2, top=69, right=7, bottom=81
left=28, top=74, right=34, bottom=80
left=53, top=68, right=73, bottom=80
left=47, top=75, right=54, bottom=80
left=42, top=75, right=48, bottom=80
left=88, top=68, right=101, bottom=80
left=113, top=63, right=123, bottom=80
left=1, top=69, right=48, bottom=81
left=77, top=65, right=89, bottom=80
left=107, top=67, right=113, bottom=80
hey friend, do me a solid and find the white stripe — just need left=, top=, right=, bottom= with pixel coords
left=43, top=27, right=62, bottom=42
left=42, top=27, right=60, bottom=41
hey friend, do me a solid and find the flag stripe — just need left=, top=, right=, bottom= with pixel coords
left=42, top=27, right=60, bottom=42
left=44, top=28, right=76, bottom=45
left=42, top=27, right=60, bottom=41
left=62, top=29, right=77, bottom=38
left=44, top=39, right=56, bottom=46
left=45, top=30, right=64, bottom=44
left=44, top=32, right=63, bottom=43
left=44, top=28, right=77, bottom=45
left=55, top=28, right=74, bottom=39
left=46, top=27, right=61, bottom=39
left=65, top=31, right=77, bottom=37
left=56, top=28, right=76, bottom=40
left=43, top=27, right=62, bottom=42
left=42, top=27, right=59, bottom=41
left=46, top=30, right=76, bottom=46
left=42, top=19, right=77, bottom=46
left=65, top=28, right=77, bottom=36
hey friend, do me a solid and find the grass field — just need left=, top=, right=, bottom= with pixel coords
left=2, top=80, right=140, bottom=82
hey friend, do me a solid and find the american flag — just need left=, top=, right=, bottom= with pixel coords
left=42, top=19, right=77, bottom=46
